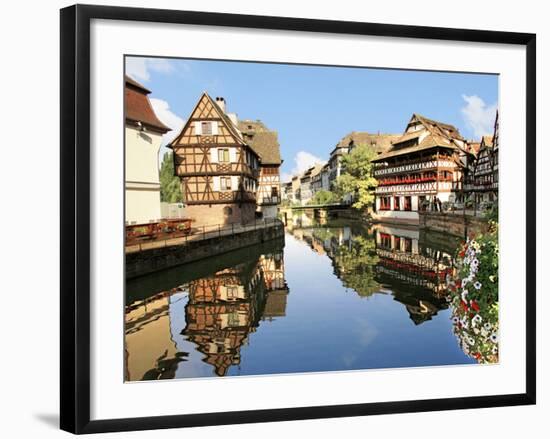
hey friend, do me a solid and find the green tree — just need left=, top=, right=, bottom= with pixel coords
left=334, top=144, right=378, bottom=210
left=159, top=151, right=183, bottom=203
left=307, top=190, right=336, bottom=205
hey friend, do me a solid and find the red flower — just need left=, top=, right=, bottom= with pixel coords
left=471, top=300, right=480, bottom=312
left=474, top=352, right=482, bottom=360
left=455, top=279, right=462, bottom=288
left=460, top=301, right=469, bottom=312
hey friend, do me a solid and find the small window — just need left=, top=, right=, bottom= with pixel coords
left=271, top=186, right=278, bottom=197
left=223, top=206, right=233, bottom=216
left=220, top=177, right=232, bottom=191
left=393, top=196, right=401, bottom=211
left=218, top=148, right=230, bottom=162
left=404, top=196, right=412, bottom=211
left=227, top=286, right=238, bottom=299
left=201, top=121, right=212, bottom=135
left=379, top=196, right=391, bottom=211
left=394, top=236, right=401, bottom=250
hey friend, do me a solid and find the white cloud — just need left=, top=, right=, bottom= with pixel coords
left=288, top=151, right=324, bottom=178
left=126, top=58, right=176, bottom=82
left=149, top=98, right=186, bottom=159
left=461, top=95, right=497, bottom=139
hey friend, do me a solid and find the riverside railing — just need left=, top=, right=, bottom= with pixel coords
left=125, top=217, right=282, bottom=253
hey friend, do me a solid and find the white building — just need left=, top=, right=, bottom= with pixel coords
left=372, top=114, right=466, bottom=225
left=125, top=75, right=171, bottom=225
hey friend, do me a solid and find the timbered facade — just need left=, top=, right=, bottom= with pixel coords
left=372, top=114, right=467, bottom=224
left=472, top=111, right=499, bottom=207
left=182, top=261, right=267, bottom=376
left=452, top=111, right=499, bottom=211
left=238, top=120, right=283, bottom=219
left=169, top=93, right=260, bottom=227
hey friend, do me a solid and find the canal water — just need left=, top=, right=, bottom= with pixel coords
left=125, top=214, right=476, bottom=381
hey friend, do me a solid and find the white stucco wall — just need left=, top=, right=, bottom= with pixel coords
left=373, top=210, right=420, bottom=224
left=125, top=125, right=164, bottom=224
left=125, top=188, right=162, bottom=224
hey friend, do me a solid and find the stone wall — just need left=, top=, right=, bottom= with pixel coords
left=126, top=221, right=284, bottom=279
left=419, top=212, right=490, bottom=238
left=185, top=202, right=256, bottom=227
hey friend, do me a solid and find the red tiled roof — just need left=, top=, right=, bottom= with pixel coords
left=125, top=75, right=170, bottom=133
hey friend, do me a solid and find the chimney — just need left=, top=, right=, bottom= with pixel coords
left=215, top=96, right=226, bottom=113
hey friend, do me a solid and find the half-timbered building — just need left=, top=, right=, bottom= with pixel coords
left=372, top=114, right=467, bottom=224
left=125, top=75, right=171, bottom=225
left=450, top=140, right=480, bottom=208
left=238, top=120, right=282, bottom=219
left=169, top=94, right=260, bottom=227
left=299, top=163, right=324, bottom=205
left=453, top=111, right=499, bottom=212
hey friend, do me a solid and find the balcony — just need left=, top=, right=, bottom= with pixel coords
left=375, top=181, right=453, bottom=194
left=374, top=159, right=456, bottom=177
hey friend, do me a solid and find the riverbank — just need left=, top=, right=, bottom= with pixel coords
left=418, top=211, right=490, bottom=238
left=126, top=219, right=284, bottom=279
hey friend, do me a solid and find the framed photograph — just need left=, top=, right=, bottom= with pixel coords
left=60, top=4, right=536, bottom=434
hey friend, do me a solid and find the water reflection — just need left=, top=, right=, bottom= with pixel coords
left=125, top=216, right=475, bottom=381
left=287, top=212, right=456, bottom=324
left=125, top=241, right=288, bottom=381
left=183, top=252, right=288, bottom=376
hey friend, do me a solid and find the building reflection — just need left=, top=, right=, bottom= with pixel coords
left=288, top=220, right=456, bottom=324
left=183, top=250, right=289, bottom=376
left=125, top=289, right=183, bottom=381
left=125, top=242, right=288, bottom=380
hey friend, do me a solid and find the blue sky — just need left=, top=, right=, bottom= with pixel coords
left=126, top=57, right=498, bottom=181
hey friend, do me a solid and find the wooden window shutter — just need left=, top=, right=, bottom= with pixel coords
left=210, top=148, right=218, bottom=163
left=212, top=176, right=220, bottom=191
left=231, top=176, right=239, bottom=190
left=194, top=121, right=202, bottom=135
left=229, top=147, right=237, bottom=163
left=212, top=122, right=219, bottom=135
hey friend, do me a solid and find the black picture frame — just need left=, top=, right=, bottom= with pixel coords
left=60, top=4, right=536, bottom=434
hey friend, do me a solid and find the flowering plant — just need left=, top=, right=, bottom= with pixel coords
left=447, top=224, right=499, bottom=363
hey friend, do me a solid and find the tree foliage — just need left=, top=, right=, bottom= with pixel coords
left=307, top=190, right=336, bottom=206
left=159, top=152, right=183, bottom=203
left=334, top=144, right=378, bottom=210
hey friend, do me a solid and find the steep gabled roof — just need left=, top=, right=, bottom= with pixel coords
left=168, top=92, right=259, bottom=158
left=125, top=75, right=170, bottom=133
left=373, top=113, right=465, bottom=161
left=209, top=95, right=248, bottom=145
left=411, top=113, right=464, bottom=141
left=238, top=120, right=282, bottom=165
left=336, top=131, right=401, bottom=154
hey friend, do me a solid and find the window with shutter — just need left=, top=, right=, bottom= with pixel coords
left=218, top=149, right=229, bottom=163
left=194, top=121, right=202, bottom=135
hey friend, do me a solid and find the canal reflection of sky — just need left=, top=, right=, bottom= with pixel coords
left=125, top=221, right=478, bottom=381
left=129, top=229, right=476, bottom=381
left=218, top=233, right=474, bottom=377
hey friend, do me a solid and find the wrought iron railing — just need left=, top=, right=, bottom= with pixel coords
left=126, top=217, right=283, bottom=253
